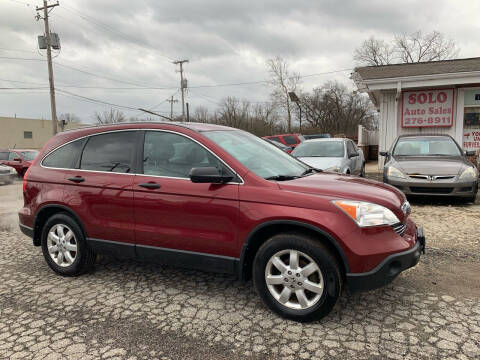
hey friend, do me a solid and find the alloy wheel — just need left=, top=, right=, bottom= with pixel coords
left=265, top=249, right=324, bottom=310
left=47, top=224, right=78, bottom=267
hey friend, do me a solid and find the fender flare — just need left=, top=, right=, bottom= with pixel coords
left=239, top=220, right=350, bottom=279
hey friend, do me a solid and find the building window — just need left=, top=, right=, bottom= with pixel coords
left=24, top=131, right=33, bottom=139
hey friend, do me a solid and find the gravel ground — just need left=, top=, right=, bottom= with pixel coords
left=0, top=180, right=479, bottom=359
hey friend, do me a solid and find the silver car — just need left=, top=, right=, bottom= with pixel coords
left=291, top=138, right=365, bottom=176
left=381, top=135, right=478, bottom=202
left=0, top=164, right=16, bottom=185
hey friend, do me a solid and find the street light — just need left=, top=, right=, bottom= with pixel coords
left=288, top=91, right=302, bottom=132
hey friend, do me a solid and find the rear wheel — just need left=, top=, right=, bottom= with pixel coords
left=253, top=233, right=342, bottom=322
left=41, top=213, right=96, bottom=276
left=21, top=168, right=27, bottom=177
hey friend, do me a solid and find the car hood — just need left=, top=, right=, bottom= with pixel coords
left=392, top=156, right=466, bottom=175
left=278, top=173, right=406, bottom=220
left=296, top=157, right=343, bottom=170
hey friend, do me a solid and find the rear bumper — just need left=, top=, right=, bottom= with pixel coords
left=19, top=223, right=34, bottom=238
left=347, top=227, right=425, bottom=292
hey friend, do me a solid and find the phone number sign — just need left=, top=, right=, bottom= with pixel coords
left=401, top=89, right=454, bottom=128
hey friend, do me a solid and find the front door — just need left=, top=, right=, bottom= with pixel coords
left=133, top=130, right=240, bottom=272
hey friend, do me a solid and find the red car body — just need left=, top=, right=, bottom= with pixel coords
left=0, top=149, right=38, bottom=176
left=263, top=134, right=304, bottom=150
left=19, top=122, right=424, bottom=293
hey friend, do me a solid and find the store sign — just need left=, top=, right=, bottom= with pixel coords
left=401, top=89, right=454, bottom=128
left=463, top=129, right=480, bottom=151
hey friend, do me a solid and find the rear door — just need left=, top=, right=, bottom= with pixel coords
left=133, top=130, right=240, bottom=270
left=5, top=151, right=22, bottom=173
left=63, top=131, right=140, bottom=256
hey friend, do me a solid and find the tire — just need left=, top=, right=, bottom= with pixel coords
left=253, top=233, right=342, bottom=322
left=21, top=168, right=27, bottom=178
left=41, top=213, right=96, bottom=276
left=360, top=163, right=366, bottom=177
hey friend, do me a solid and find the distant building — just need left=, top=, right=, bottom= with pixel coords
left=352, top=57, right=480, bottom=168
left=0, top=117, right=85, bottom=149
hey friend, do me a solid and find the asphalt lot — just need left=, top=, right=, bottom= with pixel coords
left=0, top=177, right=479, bottom=359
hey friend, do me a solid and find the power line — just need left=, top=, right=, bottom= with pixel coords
left=56, top=89, right=139, bottom=111
left=60, top=5, right=175, bottom=62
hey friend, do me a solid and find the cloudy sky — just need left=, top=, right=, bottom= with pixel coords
left=1, top=0, right=479, bottom=122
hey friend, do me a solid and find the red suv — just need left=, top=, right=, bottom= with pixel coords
left=19, top=123, right=425, bottom=322
left=0, top=149, right=39, bottom=177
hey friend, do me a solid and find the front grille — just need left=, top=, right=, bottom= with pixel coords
left=408, top=174, right=455, bottom=180
left=460, top=187, right=473, bottom=192
left=392, top=222, right=407, bottom=236
left=410, top=187, right=453, bottom=194
left=0, top=170, right=9, bottom=175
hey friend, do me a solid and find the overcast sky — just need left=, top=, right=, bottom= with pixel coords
left=1, top=0, right=479, bottom=122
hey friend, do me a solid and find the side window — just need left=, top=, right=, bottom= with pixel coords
left=283, top=135, right=298, bottom=145
left=8, top=152, right=17, bottom=160
left=80, top=132, right=136, bottom=173
left=43, top=139, right=86, bottom=169
left=347, top=141, right=356, bottom=156
left=143, top=131, right=227, bottom=178
left=269, top=137, right=281, bottom=143
left=0, top=152, right=9, bottom=160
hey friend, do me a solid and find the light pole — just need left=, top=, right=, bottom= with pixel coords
left=288, top=91, right=302, bottom=132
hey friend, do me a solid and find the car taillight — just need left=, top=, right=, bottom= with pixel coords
left=23, top=166, right=30, bottom=192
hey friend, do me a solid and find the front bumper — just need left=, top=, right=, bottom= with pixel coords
left=385, top=177, right=478, bottom=197
left=347, top=227, right=425, bottom=292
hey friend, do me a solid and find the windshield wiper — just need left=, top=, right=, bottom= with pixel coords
left=265, top=175, right=299, bottom=181
left=301, top=167, right=322, bottom=176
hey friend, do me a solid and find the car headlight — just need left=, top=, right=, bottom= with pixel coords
left=386, top=166, right=405, bottom=179
left=332, top=200, right=400, bottom=227
left=325, top=166, right=341, bottom=172
left=459, top=167, right=478, bottom=180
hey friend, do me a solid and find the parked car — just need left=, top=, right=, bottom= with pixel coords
left=292, top=138, right=366, bottom=176
left=265, top=139, right=293, bottom=153
left=303, top=134, right=331, bottom=140
left=0, top=149, right=39, bottom=177
left=381, top=135, right=478, bottom=202
left=19, top=122, right=425, bottom=322
left=0, top=164, right=16, bottom=185
left=263, top=133, right=305, bottom=149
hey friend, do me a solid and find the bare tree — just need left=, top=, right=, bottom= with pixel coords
left=301, top=81, right=377, bottom=136
left=267, top=56, right=301, bottom=132
left=354, top=30, right=458, bottom=66
left=394, top=31, right=458, bottom=63
left=193, top=106, right=210, bottom=123
left=94, top=108, right=126, bottom=124
left=353, top=37, right=394, bottom=66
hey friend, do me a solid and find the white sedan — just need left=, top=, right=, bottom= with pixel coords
left=291, top=138, right=366, bottom=176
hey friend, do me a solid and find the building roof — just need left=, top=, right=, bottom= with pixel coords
left=355, top=57, right=480, bottom=80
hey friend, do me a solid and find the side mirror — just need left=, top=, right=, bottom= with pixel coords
left=349, top=151, right=359, bottom=158
left=379, top=151, right=389, bottom=157
left=190, top=167, right=233, bottom=184
left=13, top=158, right=21, bottom=162
left=465, top=150, right=476, bottom=156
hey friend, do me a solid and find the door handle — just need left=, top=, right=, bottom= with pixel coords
left=67, top=176, right=85, bottom=183
left=139, top=182, right=161, bottom=189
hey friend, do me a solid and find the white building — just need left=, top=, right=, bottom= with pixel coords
left=352, top=57, right=480, bottom=168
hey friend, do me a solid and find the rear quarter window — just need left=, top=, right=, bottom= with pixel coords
left=42, top=139, right=86, bottom=169
left=282, top=135, right=298, bottom=145
left=0, top=152, right=8, bottom=160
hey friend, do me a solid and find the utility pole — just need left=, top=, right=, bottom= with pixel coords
left=186, top=102, right=190, bottom=122
left=36, top=0, right=59, bottom=135
left=166, top=95, right=178, bottom=121
left=173, top=60, right=188, bottom=122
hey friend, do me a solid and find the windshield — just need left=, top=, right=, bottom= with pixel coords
left=203, top=130, right=309, bottom=179
left=19, top=151, right=39, bottom=161
left=393, top=137, right=461, bottom=156
left=292, top=141, right=344, bottom=157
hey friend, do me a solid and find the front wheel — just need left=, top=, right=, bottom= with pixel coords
left=41, top=213, right=96, bottom=276
left=253, top=233, right=342, bottom=322
left=360, top=163, right=366, bottom=177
